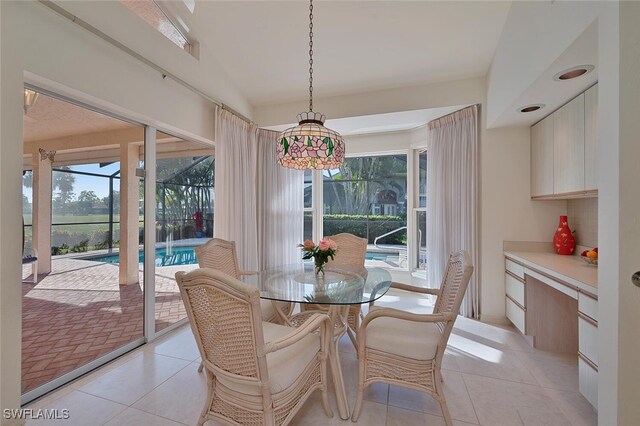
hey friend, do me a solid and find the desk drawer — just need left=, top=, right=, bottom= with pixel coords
left=579, top=316, right=598, bottom=365
left=505, top=258, right=525, bottom=280
left=506, top=297, right=526, bottom=335
left=505, top=273, right=525, bottom=306
left=579, top=357, right=598, bottom=408
left=578, top=292, right=598, bottom=322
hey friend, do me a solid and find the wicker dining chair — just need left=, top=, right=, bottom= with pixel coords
left=327, top=233, right=368, bottom=347
left=176, top=269, right=334, bottom=426
left=351, top=250, right=474, bottom=426
left=195, top=238, right=292, bottom=323
left=297, top=233, right=367, bottom=348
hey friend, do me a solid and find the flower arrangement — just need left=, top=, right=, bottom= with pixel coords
left=299, top=238, right=338, bottom=276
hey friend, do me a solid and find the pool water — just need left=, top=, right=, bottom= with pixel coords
left=90, top=246, right=198, bottom=267
left=365, top=252, right=398, bottom=261
left=91, top=247, right=398, bottom=267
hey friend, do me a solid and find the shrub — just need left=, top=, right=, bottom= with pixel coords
left=322, top=214, right=406, bottom=245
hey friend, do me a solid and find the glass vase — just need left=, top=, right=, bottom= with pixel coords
left=314, top=257, right=326, bottom=277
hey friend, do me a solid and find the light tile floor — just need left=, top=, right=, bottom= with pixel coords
left=25, top=298, right=597, bottom=425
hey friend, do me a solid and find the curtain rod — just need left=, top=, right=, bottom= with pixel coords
left=37, top=0, right=254, bottom=126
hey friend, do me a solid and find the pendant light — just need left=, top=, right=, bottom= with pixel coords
left=277, top=0, right=345, bottom=170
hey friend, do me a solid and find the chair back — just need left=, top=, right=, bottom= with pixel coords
left=176, top=269, right=269, bottom=385
left=433, top=250, right=474, bottom=338
left=195, top=238, right=241, bottom=279
left=326, top=233, right=367, bottom=267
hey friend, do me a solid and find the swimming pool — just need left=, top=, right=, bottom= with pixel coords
left=90, top=246, right=198, bottom=267
left=90, top=246, right=398, bottom=267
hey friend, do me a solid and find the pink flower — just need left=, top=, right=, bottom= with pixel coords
left=318, top=239, right=330, bottom=251
left=318, top=238, right=337, bottom=252
left=303, top=240, right=315, bottom=250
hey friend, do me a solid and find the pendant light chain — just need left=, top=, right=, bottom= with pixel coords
left=308, top=0, right=314, bottom=112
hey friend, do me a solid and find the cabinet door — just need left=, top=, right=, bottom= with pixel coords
left=531, top=115, right=554, bottom=197
left=554, top=94, right=585, bottom=194
left=584, top=85, right=598, bottom=190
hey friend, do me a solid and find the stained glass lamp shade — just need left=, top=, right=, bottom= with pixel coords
left=277, top=112, right=345, bottom=170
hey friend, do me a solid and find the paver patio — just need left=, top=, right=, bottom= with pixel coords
left=21, top=257, right=197, bottom=394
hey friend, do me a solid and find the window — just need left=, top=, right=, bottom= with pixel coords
left=323, top=155, right=408, bottom=268
left=121, top=0, right=192, bottom=53
left=303, top=169, right=313, bottom=241
left=414, top=150, right=427, bottom=270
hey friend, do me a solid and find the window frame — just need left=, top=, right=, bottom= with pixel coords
left=307, top=150, right=414, bottom=271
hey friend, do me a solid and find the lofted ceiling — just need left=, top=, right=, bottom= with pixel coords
left=170, top=1, right=512, bottom=107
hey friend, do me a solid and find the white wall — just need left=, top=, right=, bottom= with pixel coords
left=53, top=0, right=252, bottom=120
left=479, top=126, right=566, bottom=321
left=615, top=3, right=640, bottom=424
left=0, top=1, right=250, bottom=419
left=343, top=131, right=413, bottom=156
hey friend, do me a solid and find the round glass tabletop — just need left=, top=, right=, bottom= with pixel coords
left=244, top=263, right=393, bottom=305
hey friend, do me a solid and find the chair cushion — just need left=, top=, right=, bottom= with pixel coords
left=260, top=299, right=276, bottom=321
left=365, top=313, right=442, bottom=361
left=370, top=288, right=435, bottom=314
left=216, top=322, right=320, bottom=396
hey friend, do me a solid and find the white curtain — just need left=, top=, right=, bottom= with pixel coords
left=256, top=128, right=304, bottom=269
left=214, top=107, right=304, bottom=271
left=213, top=107, right=258, bottom=271
left=426, top=105, right=479, bottom=318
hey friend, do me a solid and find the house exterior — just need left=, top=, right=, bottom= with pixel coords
left=1, top=1, right=639, bottom=424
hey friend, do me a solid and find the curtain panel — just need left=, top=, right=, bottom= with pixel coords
left=256, top=128, right=304, bottom=269
left=213, top=107, right=259, bottom=270
left=426, top=105, right=479, bottom=318
left=214, top=106, right=303, bottom=271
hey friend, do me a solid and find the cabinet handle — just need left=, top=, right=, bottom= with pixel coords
left=632, top=271, right=640, bottom=288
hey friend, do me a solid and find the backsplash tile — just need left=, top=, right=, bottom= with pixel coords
left=567, top=198, right=598, bottom=248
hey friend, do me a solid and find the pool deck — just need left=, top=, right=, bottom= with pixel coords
left=21, top=258, right=196, bottom=394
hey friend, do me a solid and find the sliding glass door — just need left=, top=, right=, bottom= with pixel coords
left=153, top=131, right=214, bottom=333
left=21, top=89, right=146, bottom=401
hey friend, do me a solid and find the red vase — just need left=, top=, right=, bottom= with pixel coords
left=553, top=215, right=575, bottom=255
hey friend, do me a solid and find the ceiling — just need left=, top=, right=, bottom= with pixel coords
left=176, top=1, right=512, bottom=106
left=492, top=21, right=598, bottom=128
left=23, top=93, right=135, bottom=143
left=264, top=105, right=467, bottom=136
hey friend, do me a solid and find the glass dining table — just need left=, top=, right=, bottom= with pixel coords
left=244, top=263, right=393, bottom=420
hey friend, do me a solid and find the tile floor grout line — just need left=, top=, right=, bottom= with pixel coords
left=120, top=405, right=194, bottom=426
left=538, top=384, right=594, bottom=426
left=459, top=370, right=482, bottom=425
left=125, top=360, right=196, bottom=409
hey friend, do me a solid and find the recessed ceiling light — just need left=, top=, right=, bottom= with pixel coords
left=518, top=104, right=545, bottom=113
left=553, top=65, right=595, bottom=81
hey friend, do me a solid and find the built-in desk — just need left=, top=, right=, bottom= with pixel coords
left=503, top=249, right=598, bottom=409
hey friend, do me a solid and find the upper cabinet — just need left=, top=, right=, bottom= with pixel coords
left=553, top=94, right=585, bottom=194
left=584, top=85, right=599, bottom=190
left=530, top=84, right=598, bottom=199
left=531, top=115, right=554, bottom=197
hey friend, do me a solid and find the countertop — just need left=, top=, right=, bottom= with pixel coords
left=504, top=251, right=598, bottom=291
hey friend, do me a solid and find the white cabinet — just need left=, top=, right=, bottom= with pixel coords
left=584, top=84, right=598, bottom=190
left=531, top=115, right=554, bottom=197
left=530, top=84, right=598, bottom=199
left=553, top=94, right=585, bottom=194
left=504, top=254, right=598, bottom=409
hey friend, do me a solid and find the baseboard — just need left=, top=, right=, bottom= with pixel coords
left=480, top=314, right=510, bottom=325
